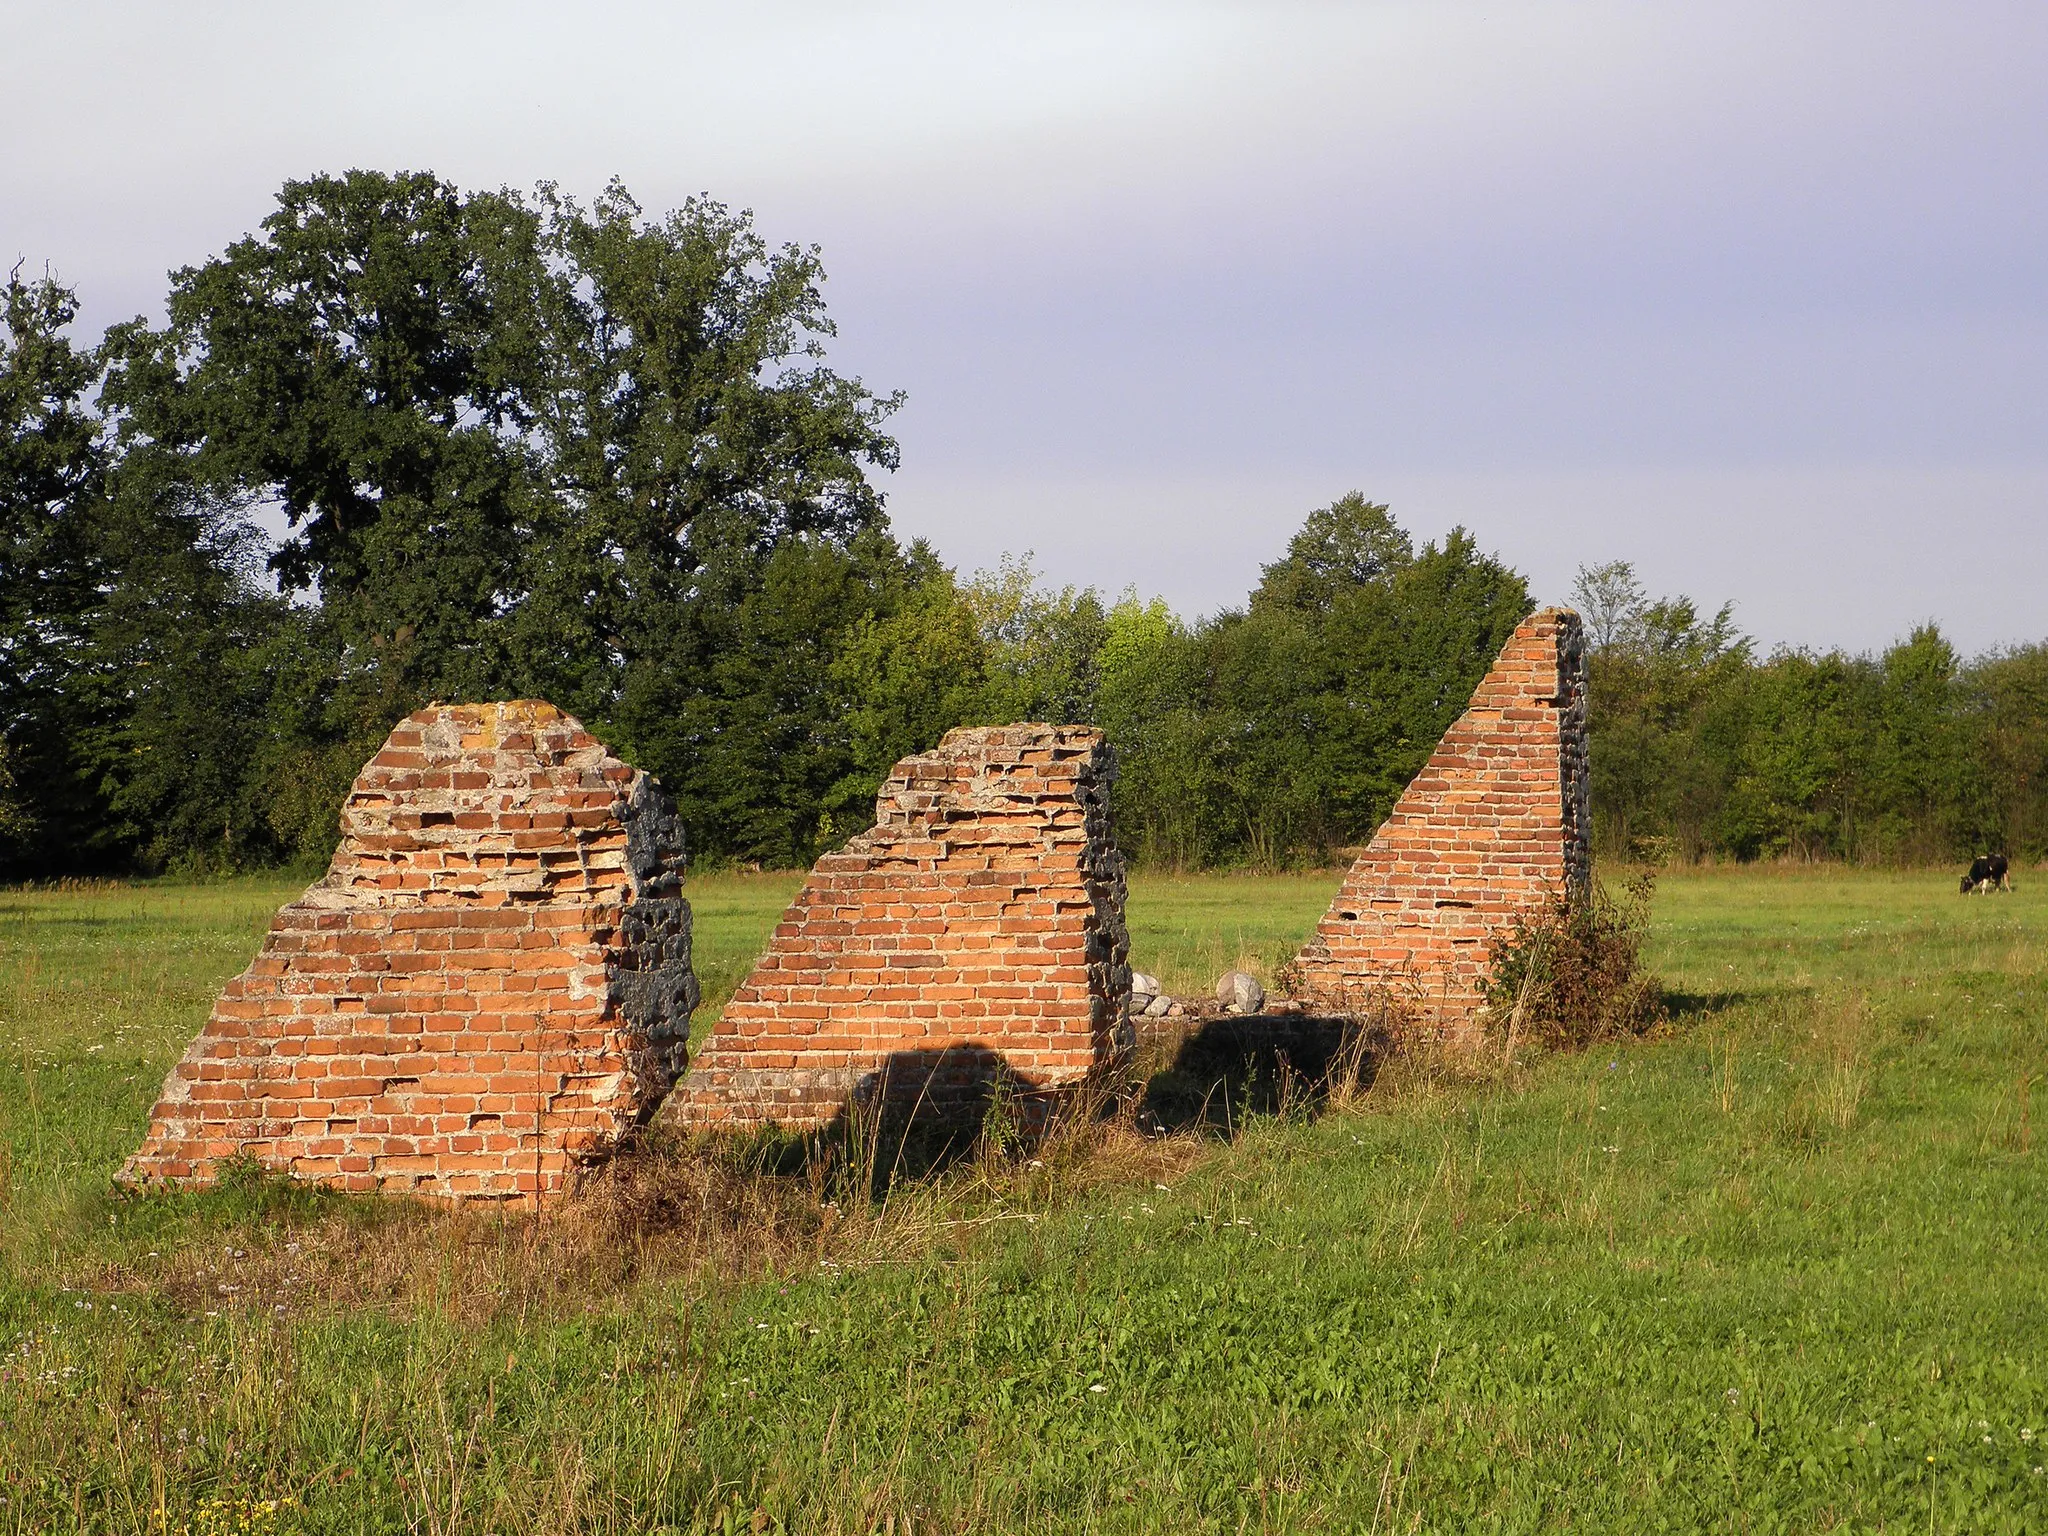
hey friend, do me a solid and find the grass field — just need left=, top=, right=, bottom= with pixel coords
left=2, top=866, right=2045, bottom=1532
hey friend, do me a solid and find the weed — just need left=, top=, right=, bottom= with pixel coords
left=1710, top=1031, right=1741, bottom=1114
left=1483, top=870, right=1667, bottom=1048
left=181, top=1494, right=299, bottom=1536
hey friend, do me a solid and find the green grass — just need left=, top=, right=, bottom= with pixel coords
left=0, top=878, right=306, bottom=1211
left=2, top=866, right=2046, bottom=1532
left=1121, top=871, right=1340, bottom=1000
left=683, top=872, right=808, bottom=1043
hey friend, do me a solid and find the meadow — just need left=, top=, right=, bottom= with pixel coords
left=1, top=865, right=2044, bottom=1533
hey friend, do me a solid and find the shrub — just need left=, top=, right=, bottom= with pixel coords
left=1484, top=871, right=1665, bottom=1050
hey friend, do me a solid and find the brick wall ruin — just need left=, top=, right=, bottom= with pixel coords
left=120, top=702, right=698, bottom=1203
left=1288, top=606, right=1590, bottom=1035
left=666, top=724, right=1131, bottom=1132
left=116, top=609, right=1583, bottom=1194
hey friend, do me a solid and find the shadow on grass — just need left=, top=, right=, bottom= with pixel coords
left=1662, top=989, right=1756, bottom=1021
left=0, top=909, right=117, bottom=928
left=705, top=1018, right=1394, bottom=1200
left=715, top=1044, right=1061, bottom=1197
left=1138, top=1013, right=1384, bottom=1135
left=812, top=1022, right=1391, bottom=1185
left=721, top=1020, right=1395, bottom=1193
left=76, top=1025, right=1375, bottom=1319
left=96, top=1022, right=1384, bottom=1263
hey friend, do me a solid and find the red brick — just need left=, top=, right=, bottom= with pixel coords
left=668, top=725, right=1132, bottom=1132
left=1290, top=608, right=1590, bottom=1040
left=119, top=701, right=699, bottom=1207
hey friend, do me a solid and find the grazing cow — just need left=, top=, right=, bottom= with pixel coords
left=1961, top=853, right=2011, bottom=894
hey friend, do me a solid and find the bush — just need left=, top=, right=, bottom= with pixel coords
left=1484, top=871, right=1665, bottom=1049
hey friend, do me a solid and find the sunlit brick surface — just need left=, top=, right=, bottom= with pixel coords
left=666, top=725, right=1132, bottom=1131
left=119, top=702, right=698, bottom=1202
left=1290, top=608, right=1590, bottom=1035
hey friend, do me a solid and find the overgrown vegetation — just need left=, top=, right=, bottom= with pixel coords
left=4, top=868, right=2046, bottom=1531
left=1483, top=872, right=1667, bottom=1050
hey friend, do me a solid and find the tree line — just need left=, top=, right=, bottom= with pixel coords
left=3, top=172, right=2042, bottom=878
left=1573, top=563, right=2048, bottom=865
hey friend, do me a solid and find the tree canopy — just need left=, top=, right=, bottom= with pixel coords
left=99, top=172, right=901, bottom=723
left=6, top=175, right=2046, bottom=878
left=1571, top=560, right=2047, bottom=863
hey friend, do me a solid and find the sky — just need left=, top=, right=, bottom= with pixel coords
left=5, top=1, right=2044, bottom=653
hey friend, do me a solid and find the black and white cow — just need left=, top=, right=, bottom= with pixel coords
left=1961, top=854, right=2011, bottom=894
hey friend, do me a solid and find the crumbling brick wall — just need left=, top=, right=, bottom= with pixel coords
left=120, top=702, right=698, bottom=1203
left=666, top=724, right=1131, bottom=1131
left=1289, top=607, right=1590, bottom=1035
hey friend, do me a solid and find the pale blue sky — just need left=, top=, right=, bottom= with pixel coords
left=6, top=2, right=2043, bottom=651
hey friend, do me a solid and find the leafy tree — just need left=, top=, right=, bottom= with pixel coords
left=1095, top=595, right=1215, bottom=866
left=1204, top=601, right=1343, bottom=864
left=610, top=530, right=911, bottom=866
left=1965, top=645, right=2048, bottom=857
left=100, top=173, right=538, bottom=712
left=1114, top=500, right=1531, bottom=868
left=962, top=553, right=1110, bottom=725
left=98, top=170, right=904, bottom=863
left=1571, top=561, right=1750, bottom=858
left=0, top=266, right=112, bottom=873
left=1250, top=492, right=1412, bottom=614
left=16, top=170, right=2048, bottom=878
left=828, top=553, right=991, bottom=825
left=1723, top=651, right=1873, bottom=859
left=1320, top=527, right=1534, bottom=828
left=2, top=264, right=317, bottom=877
left=84, top=496, right=300, bottom=870
left=1873, top=626, right=1972, bottom=858
left=1570, top=559, right=1646, bottom=652
left=0, top=739, right=27, bottom=855
left=1572, top=554, right=2048, bottom=865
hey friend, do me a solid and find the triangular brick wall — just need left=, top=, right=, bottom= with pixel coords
left=665, top=724, right=1131, bottom=1131
left=120, top=702, right=698, bottom=1203
left=1289, top=607, right=1590, bottom=1034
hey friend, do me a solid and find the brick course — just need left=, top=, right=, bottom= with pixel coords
left=119, top=702, right=698, bottom=1202
left=1289, top=607, right=1590, bottom=1035
left=665, top=724, right=1132, bottom=1131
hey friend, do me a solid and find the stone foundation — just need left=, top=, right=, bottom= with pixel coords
left=1289, top=607, right=1590, bottom=1036
left=665, top=724, right=1131, bottom=1131
left=120, top=702, right=698, bottom=1203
